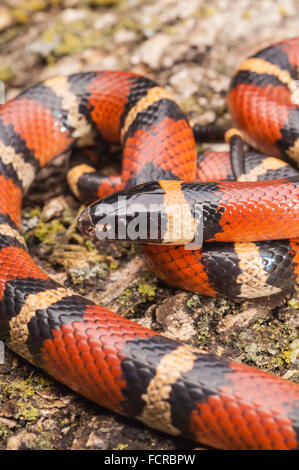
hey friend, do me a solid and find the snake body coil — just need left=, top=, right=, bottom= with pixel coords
left=0, top=37, right=298, bottom=449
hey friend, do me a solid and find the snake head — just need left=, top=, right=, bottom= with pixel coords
left=77, top=182, right=165, bottom=243
left=77, top=206, right=96, bottom=238
left=77, top=181, right=202, bottom=248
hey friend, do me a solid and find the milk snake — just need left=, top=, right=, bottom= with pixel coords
left=0, top=36, right=298, bottom=449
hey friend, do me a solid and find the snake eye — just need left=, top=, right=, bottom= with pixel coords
left=86, top=225, right=95, bottom=236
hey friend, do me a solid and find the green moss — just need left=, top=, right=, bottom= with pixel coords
left=196, top=299, right=236, bottom=347
left=233, top=320, right=298, bottom=373
left=60, top=418, right=69, bottom=426
left=165, top=25, right=178, bottom=35
left=29, top=207, right=42, bottom=218
left=117, top=275, right=157, bottom=318
left=12, top=8, right=29, bottom=24
left=109, top=260, right=118, bottom=269
left=34, top=432, right=54, bottom=450
left=22, top=206, right=42, bottom=238
left=62, top=207, right=78, bottom=226
left=55, top=32, right=81, bottom=55
left=115, top=15, right=138, bottom=31
left=0, top=372, right=51, bottom=402
left=288, top=299, right=299, bottom=309
left=84, top=239, right=96, bottom=252
left=215, top=299, right=233, bottom=315
left=25, top=372, right=52, bottom=391
left=69, top=262, right=110, bottom=284
left=46, top=55, right=56, bottom=65
left=0, top=27, right=19, bottom=46
left=16, top=403, right=39, bottom=421
left=41, top=29, right=58, bottom=43
left=12, top=0, right=48, bottom=24
left=290, top=372, right=299, bottom=383
left=28, top=0, right=48, bottom=11
left=0, top=65, right=12, bottom=82
left=181, top=97, right=201, bottom=115
left=0, top=423, right=8, bottom=441
left=119, top=288, right=133, bottom=307
left=203, top=6, right=218, bottom=17
left=186, top=295, right=201, bottom=309
left=280, top=348, right=293, bottom=366
left=118, top=274, right=157, bottom=309
left=196, top=312, right=213, bottom=347
left=194, top=6, right=218, bottom=18
left=116, top=443, right=128, bottom=450
left=32, top=19, right=106, bottom=58
left=137, top=279, right=157, bottom=301
left=34, top=219, right=66, bottom=244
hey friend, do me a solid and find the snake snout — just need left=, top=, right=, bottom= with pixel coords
left=77, top=207, right=95, bottom=237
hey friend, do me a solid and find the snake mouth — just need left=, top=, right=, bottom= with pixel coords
left=77, top=207, right=95, bottom=238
